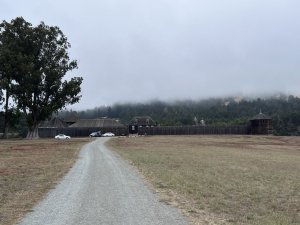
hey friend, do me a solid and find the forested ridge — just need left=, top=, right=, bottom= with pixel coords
left=64, top=94, right=300, bottom=136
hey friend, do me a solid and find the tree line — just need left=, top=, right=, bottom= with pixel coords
left=69, top=95, right=300, bottom=136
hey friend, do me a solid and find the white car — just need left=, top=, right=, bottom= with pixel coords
left=102, top=132, right=115, bottom=137
left=89, top=131, right=102, bottom=137
left=55, top=134, right=71, bottom=139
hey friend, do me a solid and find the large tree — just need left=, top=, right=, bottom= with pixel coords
left=0, top=17, right=83, bottom=138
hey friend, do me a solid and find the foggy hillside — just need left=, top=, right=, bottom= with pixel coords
left=61, top=94, right=300, bottom=136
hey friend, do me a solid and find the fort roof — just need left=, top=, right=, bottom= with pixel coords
left=250, top=112, right=272, bottom=121
left=39, top=117, right=67, bottom=128
left=69, top=118, right=125, bottom=127
left=129, top=116, right=156, bottom=126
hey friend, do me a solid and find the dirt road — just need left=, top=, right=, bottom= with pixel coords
left=18, top=138, right=186, bottom=225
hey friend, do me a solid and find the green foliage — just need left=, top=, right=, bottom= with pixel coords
left=0, top=108, right=23, bottom=131
left=0, top=17, right=83, bottom=138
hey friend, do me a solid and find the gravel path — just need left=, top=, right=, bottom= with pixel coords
left=18, top=138, right=186, bottom=225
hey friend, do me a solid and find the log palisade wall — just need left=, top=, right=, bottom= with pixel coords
left=22, top=122, right=271, bottom=137
left=22, top=126, right=128, bottom=138
left=137, top=125, right=250, bottom=136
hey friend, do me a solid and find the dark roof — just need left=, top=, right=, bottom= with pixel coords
left=129, top=116, right=156, bottom=126
left=70, top=118, right=125, bottom=127
left=250, top=112, right=272, bottom=120
left=64, top=112, right=78, bottom=123
left=39, top=117, right=67, bottom=128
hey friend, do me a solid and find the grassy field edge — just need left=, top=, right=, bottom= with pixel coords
left=107, top=135, right=300, bottom=225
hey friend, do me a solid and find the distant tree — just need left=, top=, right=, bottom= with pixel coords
left=193, top=116, right=198, bottom=126
left=0, top=17, right=83, bottom=138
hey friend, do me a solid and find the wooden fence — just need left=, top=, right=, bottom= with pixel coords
left=138, top=125, right=249, bottom=136
left=20, top=124, right=270, bottom=138
left=21, top=126, right=128, bottom=138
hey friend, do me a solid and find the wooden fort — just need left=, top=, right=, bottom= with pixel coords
left=137, top=112, right=273, bottom=136
left=249, top=112, right=273, bottom=135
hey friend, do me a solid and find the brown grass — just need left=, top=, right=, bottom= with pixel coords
left=107, top=135, right=300, bottom=225
left=0, top=138, right=90, bottom=225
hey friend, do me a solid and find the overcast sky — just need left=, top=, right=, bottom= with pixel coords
left=1, top=0, right=300, bottom=109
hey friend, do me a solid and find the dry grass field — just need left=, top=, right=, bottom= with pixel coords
left=0, top=138, right=90, bottom=225
left=107, top=135, right=300, bottom=225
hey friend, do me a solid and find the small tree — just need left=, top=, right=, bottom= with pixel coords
left=0, top=17, right=83, bottom=138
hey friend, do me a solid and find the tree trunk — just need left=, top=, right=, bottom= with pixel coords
left=3, top=90, right=9, bottom=139
left=26, top=124, right=39, bottom=139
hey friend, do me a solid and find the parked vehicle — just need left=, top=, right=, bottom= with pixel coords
left=55, top=134, right=71, bottom=139
left=102, top=132, right=115, bottom=137
left=89, top=131, right=102, bottom=137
